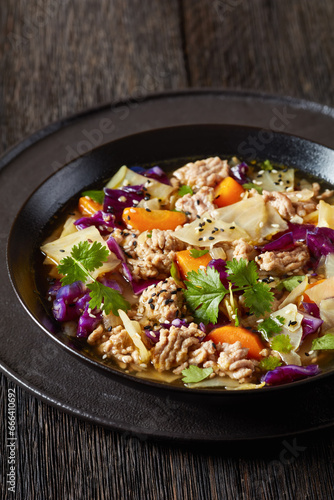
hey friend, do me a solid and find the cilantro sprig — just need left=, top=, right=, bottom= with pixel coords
left=259, top=356, right=282, bottom=372
left=189, top=249, right=209, bottom=258
left=181, top=365, right=213, bottom=383
left=178, top=185, right=193, bottom=197
left=81, top=189, right=104, bottom=204
left=271, top=334, right=293, bottom=353
left=57, top=241, right=130, bottom=316
left=184, top=258, right=274, bottom=324
left=257, top=316, right=285, bottom=341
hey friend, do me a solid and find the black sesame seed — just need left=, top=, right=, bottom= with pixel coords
left=220, top=228, right=224, bottom=232
left=207, top=219, right=212, bottom=223
left=171, top=290, right=178, bottom=295
left=165, top=299, right=174, bottom=305
left=196, top=200, right=200, bottom=205
left=229, top=226, right=235, bottom=230
left=150, top=303, right=155, bottom=310
left=146, top=208, right=151, bottom=212
left=144, top=195, right=151, bottom=201
left=59, top=249, right=65, bottom=252
left=151, top=293, right=156, bottom=297
left=108, top=326, right=112, bottom=332
left=214, top=227, right=218, bottom=231
left=144, top=325, right=151, bottom=330
left=286, top=180, right=290, bottom=184
left=148, top=298, right=153, bottom=304
left=185, top=211, right=191, bottom=216
left=208, top=236, right=215, bottom=240
left=199, top=237, right=203, bottom=241
left=196, top=215, right=201, bottom=219
left=274, top=182, right=279, bottom=185
left=127, top=216, right=130, bottom=220
left=177, top=288, right=182, bottom=292
left=199, top=228, right=204, bottom=232
left=175, top=310, right=179, bottom=317
left=133, top=241, right=137, bottom=247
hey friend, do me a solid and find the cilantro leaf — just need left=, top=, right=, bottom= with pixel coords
left=312, top=333, right=334, bottom=351
left=226, top=258, right=258, bottom=288
left=57, top=241, right=130, bottom=316
left=258, top=316, right=284, bottom=341
left=243, top=282, right=274, bottom=317
left=261, top=160, right=273, bottom=171
left=184, top=267, right=228, bottom=324
left=57, top=255, right=88, bottom=285
left=181, top=365, right=213, bottom=383
left=72, top=241, right=109, bottom=273
left=178, top=185, right=193, bottom=197
left=242, top=183, right=263, bottom=194
left=277, top=275, right=305, bottom=292
left=82, top=190, right=104, bottom=204
left=147, top=232, right=152, bottom=238
left=271, top=334, right=293, bottom=353
left=87, top=282, right=131, bottom=316
left=189, top=249, right=209, bottom=258
left=259, top=356, right=282, bottom=372
left=170, top=261, right=184, bottom=288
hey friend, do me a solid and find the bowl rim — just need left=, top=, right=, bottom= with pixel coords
left=7, top=122, right=334, bottom=397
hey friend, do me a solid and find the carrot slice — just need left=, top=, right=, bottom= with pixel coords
left=214, top=176, right=245, bottom=208
left=78, top=196, right=103, bottom=216
left=206, top=325, right=265, bottom=360
left=175, top=249, right=212, bottom=280
left=122, top=207, right=187, bottom=231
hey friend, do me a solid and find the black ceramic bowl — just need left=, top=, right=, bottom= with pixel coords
left=7, top=124, right=334, bottom=399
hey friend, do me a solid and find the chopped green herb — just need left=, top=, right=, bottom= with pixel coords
left=278, top=275, right=305, bottom=292
left=242, top=183, right=263, bottom=194
left=259, top=356, right=282, bottom=372
left=184, top=267, right=228, bottom=324
left=312, top=333, right=334, bottom=351
left=147, top=231, right=152, bottom=238
left=271, top=334, right=293, bottom=353
left=189, top=249, right=209, bottom=258
left=57, top=241, right=130, bottom=316
left=257, top=316, right=285, bottom=341
left=170, top=261, right=184, bottom=288
left=82, top=190, right=104, bottom=204
left=181, top=365, right=213, bottom=383
left=261, top=160, right=273, bottom=171
left=178, top=185, right=193, bottom=197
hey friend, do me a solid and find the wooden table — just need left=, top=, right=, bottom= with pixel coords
left=1, top=1, right=334, bottom=498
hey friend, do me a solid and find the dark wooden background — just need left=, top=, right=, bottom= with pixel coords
left=1, top=1, right=334, bottom=498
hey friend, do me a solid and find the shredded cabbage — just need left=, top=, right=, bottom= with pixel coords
left=270, top=305, right=304, bottom=366
left=118, top=309, right=150, bottom=363
left=41, top=226, right=120, bottom=279
left=318, top=200, right=334, bottom=229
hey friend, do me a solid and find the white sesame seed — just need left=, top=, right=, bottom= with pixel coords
left=271, top=223, right=280, bottom=228
left=118, top=196, right=127, bottom=202
left=130, top=208, right=136, bottom=213
left=258, top=170, right=264, bottom=175
left=253, top=180, right=263, bottom=185
left=259, top=221, right=264, bottom=228
left=286, top=187, right=294, bottom=192
left=102, top=354, right=107, bottom=359
left=257, top=319, right=264, bottom=323
left=279, top=181, right=284, bottom=186
left=296, top=193, right=303, bottom=199
left=272, top=169, right=278, bottom=173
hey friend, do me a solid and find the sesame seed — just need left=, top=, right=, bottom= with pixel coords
left=130, top=208, right=136, bottom=213
left=165, top=299, right=174, bottom=305
left=208, top=236, right=215, bottom=240
left=259, top=221, right=264, bottom=228
left=272, top=169, right=278, bottom=173
left=274, top=182, right=279, bottom=185
left=199, top=228, right=204, bottom=232
left=199, top=237, right=203, bottom=241
left=146, top=208, right=152, bottom=212
left=271, top=223, right=280, bottom=228
left=118, top=196, right=127, bottom=202
left=150, top=303, right=155, bottom=310
left=59, top=249, right=65, bottom=252
left=133, top=241, right=137, bottom=247
left=258, top=170, right=264, bottom=175
left=196, top=215, right=201, bottom=219
left=230, top=226, right=235, bottom=230
left=220, top=228, right=225, bottom=232
left=148, top=298, right=153, bottom=304
left=127, top=216, right=130, bottom=220
left=196, top=200, right=200, bottom=205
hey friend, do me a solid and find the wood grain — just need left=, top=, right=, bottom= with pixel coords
left=1, top=1, right=334, bottom=499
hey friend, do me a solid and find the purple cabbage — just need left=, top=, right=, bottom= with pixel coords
left=47, top=280, right=61, bottom=299
left=132, top=279, right=161, bottom=295
left=100, top=277, right=122, bottom=293
left=75, top=292, right=91, bottom=315
left=208, top=259, right=229, bottom=288
left=306, top=226, right=334, bottom=260
left=199, top=317, right=230, bottom=335
left=230, top=162, right=250, bottom=185
left=301, top=312, right=323, bottom=340
left=130, top=165, right=171, bottom=185
left=74, top=210, right=117, bottom=234
left=262, top=364, right=320, bottom=386
left=258, top=232, right=294, bottom=252
left=302, top=301, right=320, bottom=318
left=145, top=329, right=161, bottom=344
left=77, top=305, right=102, bottom=338
left=107, top=235, right=133, bottom=283
left=56, top=281, right=86, bottom=303
left=52, top=298, right=79, bottom=322
left=103, top=185, right=144, bottom=218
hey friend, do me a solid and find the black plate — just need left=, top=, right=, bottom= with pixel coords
left=2, top=90, right=334, bottom=440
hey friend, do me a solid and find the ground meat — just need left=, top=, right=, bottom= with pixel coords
left=217, top=341, right=257, bottom=382
left=172, top=157, right=229, bottom=190
left=173, top=340, right=217, bottom=374
left=136, top=277, right=187, bottom=324
left=151, top=322, right=203, bottom=371
left=175, top=186, right=216, bottom=221
left=232, top=239, right=257, bottom=261
left=255, top=242, right=310, bottom=275
left=293, top=200, right=317, bottom=218
left=87, top=324, right=109, bottom=345
left=312, top=182, right=334, bottom=200
left=127, top=229, right=188, bottom=280
left=110, top=228, right=140, bottom=258
left=262, top=190, right=296, bottom=220
left=93, top=325, right=144, bottom=369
